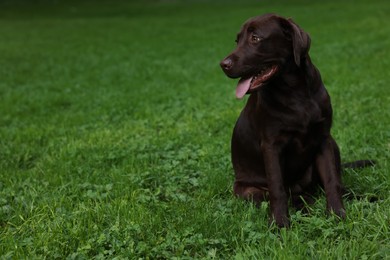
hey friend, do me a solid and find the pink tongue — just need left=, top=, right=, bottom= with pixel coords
left=236, top=77, right=252, bottom=99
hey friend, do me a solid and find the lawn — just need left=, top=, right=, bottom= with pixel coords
left=0, top=0, right=389, bottom=258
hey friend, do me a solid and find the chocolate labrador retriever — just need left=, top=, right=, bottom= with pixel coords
left=220, top=14, right=346, bottom=227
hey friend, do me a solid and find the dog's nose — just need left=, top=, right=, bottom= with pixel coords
left=220, top=58, right=233, bottom=71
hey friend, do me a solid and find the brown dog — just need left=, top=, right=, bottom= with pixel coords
left=220, top=14, right=345, bottom=227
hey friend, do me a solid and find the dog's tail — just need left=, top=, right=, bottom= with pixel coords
left=341, top=160, right=378, bottom=202
left=342, top=160, right=375, bottom=169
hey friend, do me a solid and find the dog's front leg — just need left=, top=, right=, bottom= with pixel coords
left=316, top=136, right=345, bottom=218
left=261, top=142, right=289, bottom=228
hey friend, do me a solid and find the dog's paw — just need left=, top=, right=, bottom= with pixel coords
left=270, top=214, right=290, bottom=228
left=327, top=207, right=346, bottom=220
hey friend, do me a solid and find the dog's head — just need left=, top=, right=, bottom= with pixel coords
left=220, top=14, right=311, bottom=98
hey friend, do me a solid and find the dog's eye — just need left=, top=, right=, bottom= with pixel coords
left=251, top=34, right=261, bottom=43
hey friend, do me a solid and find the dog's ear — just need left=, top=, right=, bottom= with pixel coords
left=281, top=18, right=311, bottom=66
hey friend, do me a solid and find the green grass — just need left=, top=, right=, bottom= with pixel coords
left=0, top=0, right=389, bottom=258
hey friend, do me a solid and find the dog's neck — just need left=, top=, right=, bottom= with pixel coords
left=262, top=55, right=321, bottom=96
left=247, top=56, right=324, bottom=119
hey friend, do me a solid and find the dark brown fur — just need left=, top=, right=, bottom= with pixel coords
left=220, top=14, right=345, bottom=227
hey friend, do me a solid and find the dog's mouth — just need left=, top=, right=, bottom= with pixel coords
left=236, top=65, right=278, bottom=99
